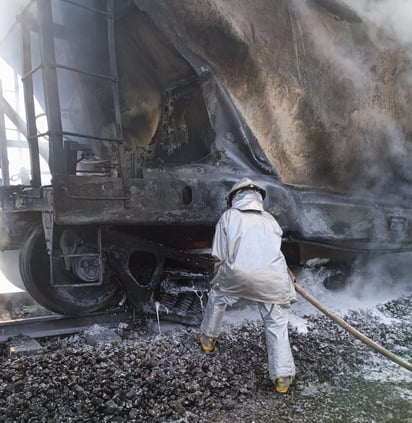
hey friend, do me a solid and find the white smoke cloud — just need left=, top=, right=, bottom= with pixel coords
left=0, top=1, right=30, bottom=42
left=345, top=0, right=412, bottom=45
left=290, top=0, right=412, bottom=191
left=294, top=255, right=412, bottom=316
left=343, top=0, right=412, bottom=190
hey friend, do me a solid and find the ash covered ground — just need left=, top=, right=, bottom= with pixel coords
left=0, top=258, right=411, bottom=422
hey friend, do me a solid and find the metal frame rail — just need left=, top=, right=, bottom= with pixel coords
left=0, top=309, right=134, bottom=343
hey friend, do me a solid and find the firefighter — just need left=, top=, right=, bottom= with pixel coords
left=200, top=177, right=297, bottom=394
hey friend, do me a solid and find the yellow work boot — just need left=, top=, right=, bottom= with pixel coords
left=275, top=376, right=295, bottom=394
left=199, top=334, right=215, bottom=352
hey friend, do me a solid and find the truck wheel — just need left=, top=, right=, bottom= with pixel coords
left=19, top=225, right=122, bottom=315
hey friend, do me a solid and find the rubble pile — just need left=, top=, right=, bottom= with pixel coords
left=0, top=296, right=411, bottom=422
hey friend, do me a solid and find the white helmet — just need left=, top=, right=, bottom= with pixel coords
left=228, top=177, right=266, bottom=206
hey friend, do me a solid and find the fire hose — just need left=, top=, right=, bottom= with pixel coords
left=291, top=278, right=412, bottom=373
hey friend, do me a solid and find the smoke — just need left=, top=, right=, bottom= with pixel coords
left=0, top=1, right=30, bottom=44
left=289, top=0, right=412, bottom=193
left=295, top=255, right=412, bottom=317
left=344, top=0, right=412, bottom=46
left=343, top=0, right=412, bottom=192
left=292, top=0, right=373, bottom=93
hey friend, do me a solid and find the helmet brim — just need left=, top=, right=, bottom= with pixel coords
left=228, top=184, right=266, bottom=207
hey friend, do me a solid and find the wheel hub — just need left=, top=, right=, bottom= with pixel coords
left=71, top=256, right=100, bottom=282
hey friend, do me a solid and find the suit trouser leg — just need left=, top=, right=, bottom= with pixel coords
left=258, top=303, right=296, bottom=382
left=200, top=286, right=239, bottom=338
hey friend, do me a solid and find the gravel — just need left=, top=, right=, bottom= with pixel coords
left=0, top=292, right=411, bottom=423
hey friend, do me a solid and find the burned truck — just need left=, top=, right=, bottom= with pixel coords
left=1, top=0, right=412, bottom=320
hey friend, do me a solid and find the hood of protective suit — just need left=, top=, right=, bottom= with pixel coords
left=231, top=190, right=264, bottom=212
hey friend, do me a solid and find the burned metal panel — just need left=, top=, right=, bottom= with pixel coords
left=52, top=169, right=233, bottom=226
left=0, top=185, right=52, bottom=213
left=115, top=2, right=276, bottom=177
left=0, top=211, right=41, bottom=249
left=290, top=188, right=412, bottom=252
left=4, top=166, right=412, bottom=253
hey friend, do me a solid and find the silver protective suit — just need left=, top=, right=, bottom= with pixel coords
left=211, top=189, right=296, bottom=304
left=200, top=187, right=296, bottom=380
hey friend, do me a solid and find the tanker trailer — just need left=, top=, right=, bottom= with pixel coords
left=1, top=0, right=412, bottom=321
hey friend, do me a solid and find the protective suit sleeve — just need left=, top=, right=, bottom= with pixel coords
left=211, top=215, right=228, bottom=263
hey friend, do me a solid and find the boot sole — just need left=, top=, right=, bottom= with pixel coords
left=199, top=335, right=215, bottom=352
left=275, top=376, right=295, bottom=394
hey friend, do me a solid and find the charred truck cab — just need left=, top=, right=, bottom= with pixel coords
left=1, top=0, right=412, bottom=321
